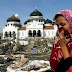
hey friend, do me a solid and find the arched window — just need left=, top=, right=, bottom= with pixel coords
left=33, top=30, right=36, bottom=37
left=28, top=30, right=32, bottom=37
left=12, top=31, right=16, bottom=38
left=37, top=30, right=41, bottom=37
left=39, top=20, right=40, bottom=22
left=8, top=24, right=9, bottom=26
left=11, top=24, right=12, bottom=26
left=9, top=31, right=11, bottom=37
left=5, top=25, right=7, bottom=27
left=5, top=32, right=8, bottom=37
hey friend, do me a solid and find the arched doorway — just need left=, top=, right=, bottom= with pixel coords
left=37, top=30, right=41, bottom=37
left=9, top=31, right=11, bottom=37
left=28, top=30, right=32, bottom=37
left=5, top=32, right=8, bottom=37
left=12, top=31, right=16, bottom=38
left=33, top=30, right=36, bottom=37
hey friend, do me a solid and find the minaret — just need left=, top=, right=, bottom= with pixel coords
left=3, top=14, right=22, bottom=39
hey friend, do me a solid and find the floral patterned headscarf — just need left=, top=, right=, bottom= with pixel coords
left=57, top=9, right=72, bottom=38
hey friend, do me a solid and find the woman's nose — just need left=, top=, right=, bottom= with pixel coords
left=59, top=25, right=62, bottom=28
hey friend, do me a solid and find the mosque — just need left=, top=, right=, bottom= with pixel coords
left=3, top=9, right=57, bottom=40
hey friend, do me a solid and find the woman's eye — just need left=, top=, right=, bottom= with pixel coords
left=61, top=24, right=64, bottom=26
left=60, top=23, right=65, bottom=26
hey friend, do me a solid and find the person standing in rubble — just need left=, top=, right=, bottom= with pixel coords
left=50, top=9, right=72, bottom=72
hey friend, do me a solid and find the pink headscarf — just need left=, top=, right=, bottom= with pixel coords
left=58, top=9, right=72, bottom=38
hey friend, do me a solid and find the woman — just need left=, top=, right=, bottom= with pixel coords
left=50, top=9, right=72, bottom=72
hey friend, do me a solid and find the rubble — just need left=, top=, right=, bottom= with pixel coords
left=0, top=38, right=54, bottom=72
left=7, top=60, right=51, bottom=72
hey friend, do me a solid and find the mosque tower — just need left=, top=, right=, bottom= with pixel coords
left=3, top=14, right=22, bottom=39
left=23, top=9, right=45, bottom=37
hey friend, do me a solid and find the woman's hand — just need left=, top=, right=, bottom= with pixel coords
left=58, top=30, right=70, bottom=59
left=58, top=30, right=70, bottom=47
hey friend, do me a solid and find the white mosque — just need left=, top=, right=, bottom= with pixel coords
left=3, top=9, right=57, bottom=40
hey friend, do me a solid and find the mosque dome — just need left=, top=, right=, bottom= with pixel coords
left=45, top=19, right=52, bottom=24
left=30, top=9, right=43, bottom=16
left=7, top=14, right=20, bottom=22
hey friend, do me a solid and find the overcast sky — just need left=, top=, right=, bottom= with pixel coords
left=0, top=0, right=72, bottom=33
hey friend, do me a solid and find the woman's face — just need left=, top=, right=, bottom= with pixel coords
left=55, top=16, right=71, bottom=33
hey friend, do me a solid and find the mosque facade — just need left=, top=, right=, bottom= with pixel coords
left=3, top=9, right=57, bottom=40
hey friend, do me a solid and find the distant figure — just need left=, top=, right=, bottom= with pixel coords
left=50, top=9, right=72, bottom=72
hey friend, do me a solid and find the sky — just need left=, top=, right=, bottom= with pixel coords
left=0, top=0, right=72, bottom=33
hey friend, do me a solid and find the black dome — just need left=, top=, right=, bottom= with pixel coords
left=30, top=9, right=43, bottom=16
left=7, top=15, right=20, bottom=22
left=45, top=19, right=52, bottom=24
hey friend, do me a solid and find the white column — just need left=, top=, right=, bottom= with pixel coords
left=41, top=30, right=43, bottom=37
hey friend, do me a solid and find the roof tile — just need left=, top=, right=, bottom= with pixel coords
left=18, top=26, right=26, bottom=30
left=44, top=26, right=54, bottom=30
